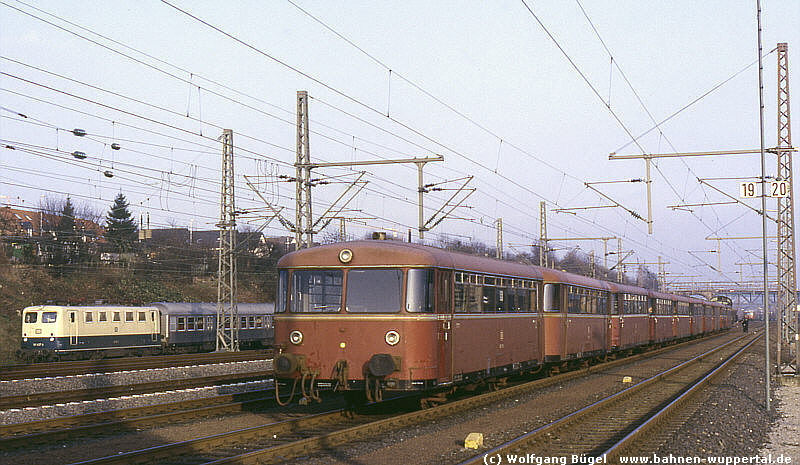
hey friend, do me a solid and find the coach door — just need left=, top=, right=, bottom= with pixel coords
left=436, top=270, right=453, bottom=383
left=151, top=310, right=158, bottom=342
left=68, top=311, right=78, bottom=346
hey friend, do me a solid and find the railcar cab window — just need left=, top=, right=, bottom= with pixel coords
left=346, top=268, right=402, bottom=313
left=276, top=270, right=288, bottom=313
left=24, top=312, right=37, bottom=323
left=291, top=269, right=342, bottom=312
left=406, top=269, right=434, bottom=313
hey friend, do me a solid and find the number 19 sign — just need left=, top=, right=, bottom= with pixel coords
left=740, top=181, right=790, bottom=198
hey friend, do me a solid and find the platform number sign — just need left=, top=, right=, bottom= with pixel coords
left=739, top=181, right=790, bottom=198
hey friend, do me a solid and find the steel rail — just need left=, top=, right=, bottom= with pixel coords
left=458, top=331, right=760, bottom=465
left=0, top=371, right=273, bottom=410
left=0, top=389, right=284, bottom=449
left=1, top=351, right=272, bottom=381
left=65, top=331, right=740, bottom=465
left=601, top=334, right=763, bottom=461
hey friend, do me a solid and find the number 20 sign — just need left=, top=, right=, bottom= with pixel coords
left=740, top=181, right=790, bottom=198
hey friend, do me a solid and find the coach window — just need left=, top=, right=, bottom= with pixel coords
left=125, top=311, right=134, bottom=322
left=292, top=269, right=342, bottom=313
left=24, top=312, right=37, bottom=323
left=187, top=317, right=196, bottom=331
left=276, top=270, right=288, bottom=313
left=256, top=316, right=263, bottom=328
left=99, top=312, right=107, bottom=322
left=196, top=317, right=204, bottom=330
left=85, top=312, right=93, bottom=323
left=241, top=317, right=247, bottom=330
left=138, top=312, right=146, bottom=322
left=406, top=269, right=434, bottom=313
left=544, top=284, right=560, bottom=312
left=347, top=269, right=402, bottom=313
left=177, top=317, right=185, bottom=331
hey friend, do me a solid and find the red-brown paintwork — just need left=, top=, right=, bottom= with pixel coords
left=275, top=240, right=733, bottom=390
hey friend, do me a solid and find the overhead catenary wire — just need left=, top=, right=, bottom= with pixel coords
left=1, top=0, right=752, bottom=280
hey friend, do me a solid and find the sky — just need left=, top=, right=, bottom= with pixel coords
left=1, top=0, right=798, bottom=291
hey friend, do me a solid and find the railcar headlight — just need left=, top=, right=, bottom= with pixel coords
left=338, top=248, right=353, bottom=263
left=289, top=330, right=304, bottom=345
left=385, top=330, right=400, bottom=346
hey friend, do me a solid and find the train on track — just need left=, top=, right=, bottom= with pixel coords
left=20, top=302, right=274, bottom=360
left=272, top=239, right=735, bottom=403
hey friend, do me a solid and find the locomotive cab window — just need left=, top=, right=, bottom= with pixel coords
left=24, top=312, right=37, bottom=323
left=43, top=312, right=58, bottom=323
left=346, top=268, right=402, bottom=313
left=406, top=269, right=434, bottom=313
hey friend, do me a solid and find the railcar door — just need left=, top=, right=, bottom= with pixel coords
left=436, top=270, right=453, bottom=383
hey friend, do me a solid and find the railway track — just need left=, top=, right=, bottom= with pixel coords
left=1, top=350, right=273, bottom=381
left=0, top=371, right=273, bottom=410
left=459, top=331, right=761, bottom=465
left=24, top=331, right=743, bottom=465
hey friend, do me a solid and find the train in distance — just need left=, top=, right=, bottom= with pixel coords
left=20, top=302, right=274, bottom=361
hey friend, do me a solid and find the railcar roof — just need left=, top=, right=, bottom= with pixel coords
left=277, top=240, right=544, bottom=280
left=277, top=240, right=716, bottom=303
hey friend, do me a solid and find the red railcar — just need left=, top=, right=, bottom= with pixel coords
left=273, top=240, right=733, bottom=402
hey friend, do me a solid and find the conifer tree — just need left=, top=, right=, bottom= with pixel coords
left=56, top=196, right=76, bottom=238
left=105, top=193, right=138, bottom=251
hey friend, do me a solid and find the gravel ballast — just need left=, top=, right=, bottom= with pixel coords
left=0, top=359, right=273, bottom=424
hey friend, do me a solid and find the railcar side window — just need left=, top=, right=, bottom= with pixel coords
left=42, top=312, right=58, bottom=323
left=623, top=293, right=648, bottom=314
left=24, top=312, right=37, bottom=323
left=406, top=269, right=434, bottom=313
left=347, top=269, right=402, bottom=313
left=276, top=270, right=288, bottom=313
left=292, top=269, right=342, bottom=313
left=543, top=284, right=560, bottom=312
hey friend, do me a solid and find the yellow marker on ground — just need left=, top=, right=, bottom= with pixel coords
left=465, top=432, right=484, bottom=449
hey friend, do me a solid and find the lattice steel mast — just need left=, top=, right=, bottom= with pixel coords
left=216, top=129, right=239, bottom=352
left=775, top=43, right=798, bottom=378
left=296, top=91, right=313, bottom=250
